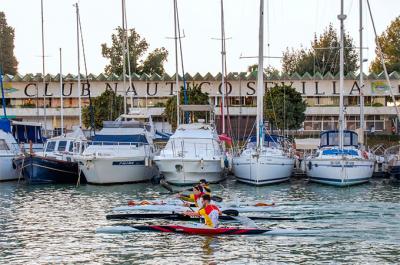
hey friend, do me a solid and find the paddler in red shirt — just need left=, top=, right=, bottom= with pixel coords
left=184, top=194, right=221, bottom=228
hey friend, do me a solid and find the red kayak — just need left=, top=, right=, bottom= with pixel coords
left=97, top=225, right=273, bottom=235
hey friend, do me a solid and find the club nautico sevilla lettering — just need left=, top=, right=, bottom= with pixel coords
left=6, top=79, right=397, bottom=99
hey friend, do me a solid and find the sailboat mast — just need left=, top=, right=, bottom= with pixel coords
left=338, top=0, right=346, bottom=150
left=59, top=48, right=64, bottom=135
left=75, top=3, right=82, bottom=127
left=220, top=0, right=226, bottom=134
left=121, top=0, right=127, bottom=114
left=41, top=0, right=47, bottom=134
left=359, top=0, right=365, bottom=143
left=256, top=0, right=264, bottom=148
left=173, top=0, right=180, bottom=127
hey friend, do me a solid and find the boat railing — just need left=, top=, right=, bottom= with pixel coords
left=83, top=141, right=154, bottom=156
left=162, top=139, right=222, bottom=158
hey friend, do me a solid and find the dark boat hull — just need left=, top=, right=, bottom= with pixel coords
left=388, top=166, right=400, bottom=181
left=14, top=154, right=85, bottom=184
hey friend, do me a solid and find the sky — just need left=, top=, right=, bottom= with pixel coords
left=1, top=0, right=399, bottom=76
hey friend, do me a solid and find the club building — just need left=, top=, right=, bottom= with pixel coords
left=1, top=71, right=400, bottom=136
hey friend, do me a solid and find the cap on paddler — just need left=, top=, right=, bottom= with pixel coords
left=199, top=179, right=208, bottom=184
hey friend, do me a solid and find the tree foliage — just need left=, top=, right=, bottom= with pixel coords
left=164, top=83, right=209, bottom=131
left=247, top=65, right=280, bottom=78
left=0, top=12, right=18, bottom=75
left=101, top=27, right=168, bottom=76
left=264, top=84, right=307, bottom=131
left=82, top=89, right=124, bottom=129
left=370, top=16, right=400, bottom=73
left=282, top=24, right=358, bottom=76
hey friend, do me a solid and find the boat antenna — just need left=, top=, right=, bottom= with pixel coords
left=366, top=0, right=400, bottom=122
left=338, top=0, right=346, bottom=150
left=75, top=3, right=82, bottom=128
left=122, top=0, right=134, bottom=111
left=256, top=0, right=265, bottom=149
left=0, top=66, right=7, bottom=119
left=41, top=0, right=47, bottom=135
left=175, top=0, right=188, bottom=123
left=173, top=0, right=180, bottom=127
left=77, top=4, right=95, bottom=134
left=59, top=48, right=64, bottom=135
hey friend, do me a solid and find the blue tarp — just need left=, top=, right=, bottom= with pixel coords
left=0, top=119, right=11, bottom=133
left=322, top=149, right=358, bottom=156
left=92, top=134, right=148, bottom=144
left=155, top=131, right=172, bottom=141
left=12, top=124, right=44, bottom=143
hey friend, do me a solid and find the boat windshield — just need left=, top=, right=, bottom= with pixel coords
left=320, top=131, right=358, bottom=147
left=0, top=139, right=10, bottom=150
left=46, top=141, right=56, bottom=152
left=57, top=141, right=68, bottom=152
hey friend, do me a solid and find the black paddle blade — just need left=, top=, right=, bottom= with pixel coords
left=160, top=178, right=174, bottom=193
left=211, top=195, right=223, bottom=202
left=222, top=209, right=239, bottom=216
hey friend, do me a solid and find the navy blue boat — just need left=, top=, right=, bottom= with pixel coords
left=14, top=129, right=87, bottom=184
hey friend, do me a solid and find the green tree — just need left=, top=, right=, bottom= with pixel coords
left=282, top=24, right=358, bottom=76
left=82, top=89, right=124, bottom=129
left=247, top=65, right=280, bottom=78
left=370, top=16, right=400, bottom=73
left=164, top=83, right=209, bottom=130
left=101, top=27, right=168, bottom=76
left=264, top=84, right=307, bottom=131
left=0, top=12, right=18, bottom=75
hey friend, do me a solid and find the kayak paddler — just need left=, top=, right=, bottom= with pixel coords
left=177, top=185, right=205, bottom=207
left=184, top=194, right=221, bottom=228
left=199, top=178, right=211, bottom=196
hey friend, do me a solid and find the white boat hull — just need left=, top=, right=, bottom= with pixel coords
left=306, top=158, right=374, bottom=186
left=78, top=156, right=158, bottom=184
left=0, top=154, right=18, bottom=181
left=155, top=158, right=226, bottom=185
left=233, top=155, right=294, bottom=185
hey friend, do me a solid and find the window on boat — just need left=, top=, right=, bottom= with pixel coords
left=320, top=133, right=328, bottom=146
left=69, top=142, right=74, bottom=152
left=0, top=140, right=10, bottom=150
left=344, top=132, right=352, bottom=146
left=57, top=141, right=68, bottom=151
left=46, top=141, right=56, bottom=152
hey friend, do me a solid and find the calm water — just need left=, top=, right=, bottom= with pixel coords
left=1, top=177, right=399, bottom=264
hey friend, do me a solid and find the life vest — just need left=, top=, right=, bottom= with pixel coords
left=190, top=192, right=205, bottom=207
left=198, top=204, right=220, bottom=228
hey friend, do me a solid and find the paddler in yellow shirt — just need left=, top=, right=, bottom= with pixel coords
left=184, top=194, right=221, bottom=228
left=199, top=179, right=211, bottom=196
left=177, top=185, right=205, bottom=207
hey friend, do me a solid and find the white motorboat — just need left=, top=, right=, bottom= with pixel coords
left=233, top=135, right=295, bottom=185
left=0, top=119, right=21, bottom=181
left=232, top=0, right=294, bottom=185
left=74, top=110, right=158, bottom=184
left=154, top=118, right=227, bottom=185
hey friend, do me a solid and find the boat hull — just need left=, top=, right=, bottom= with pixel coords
left=233, top=155, right=294, bottom=185
left=14, top=155, right=81, bottom=184
left=78, top=156, right=157, bottom=185
left=306, top=158, right=374, bottom=186
left=0, top=154, right=18, bottom=181
left=154, top=158, right=226, bottom=185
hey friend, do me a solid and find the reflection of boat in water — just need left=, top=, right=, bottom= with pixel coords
left=75, top=110, right=158, bottom=185
left=0, top=119, right=21, bottom=181
left=306, top=130, right=375, bottom=186
left=13, top=128, right=87, bottom=184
